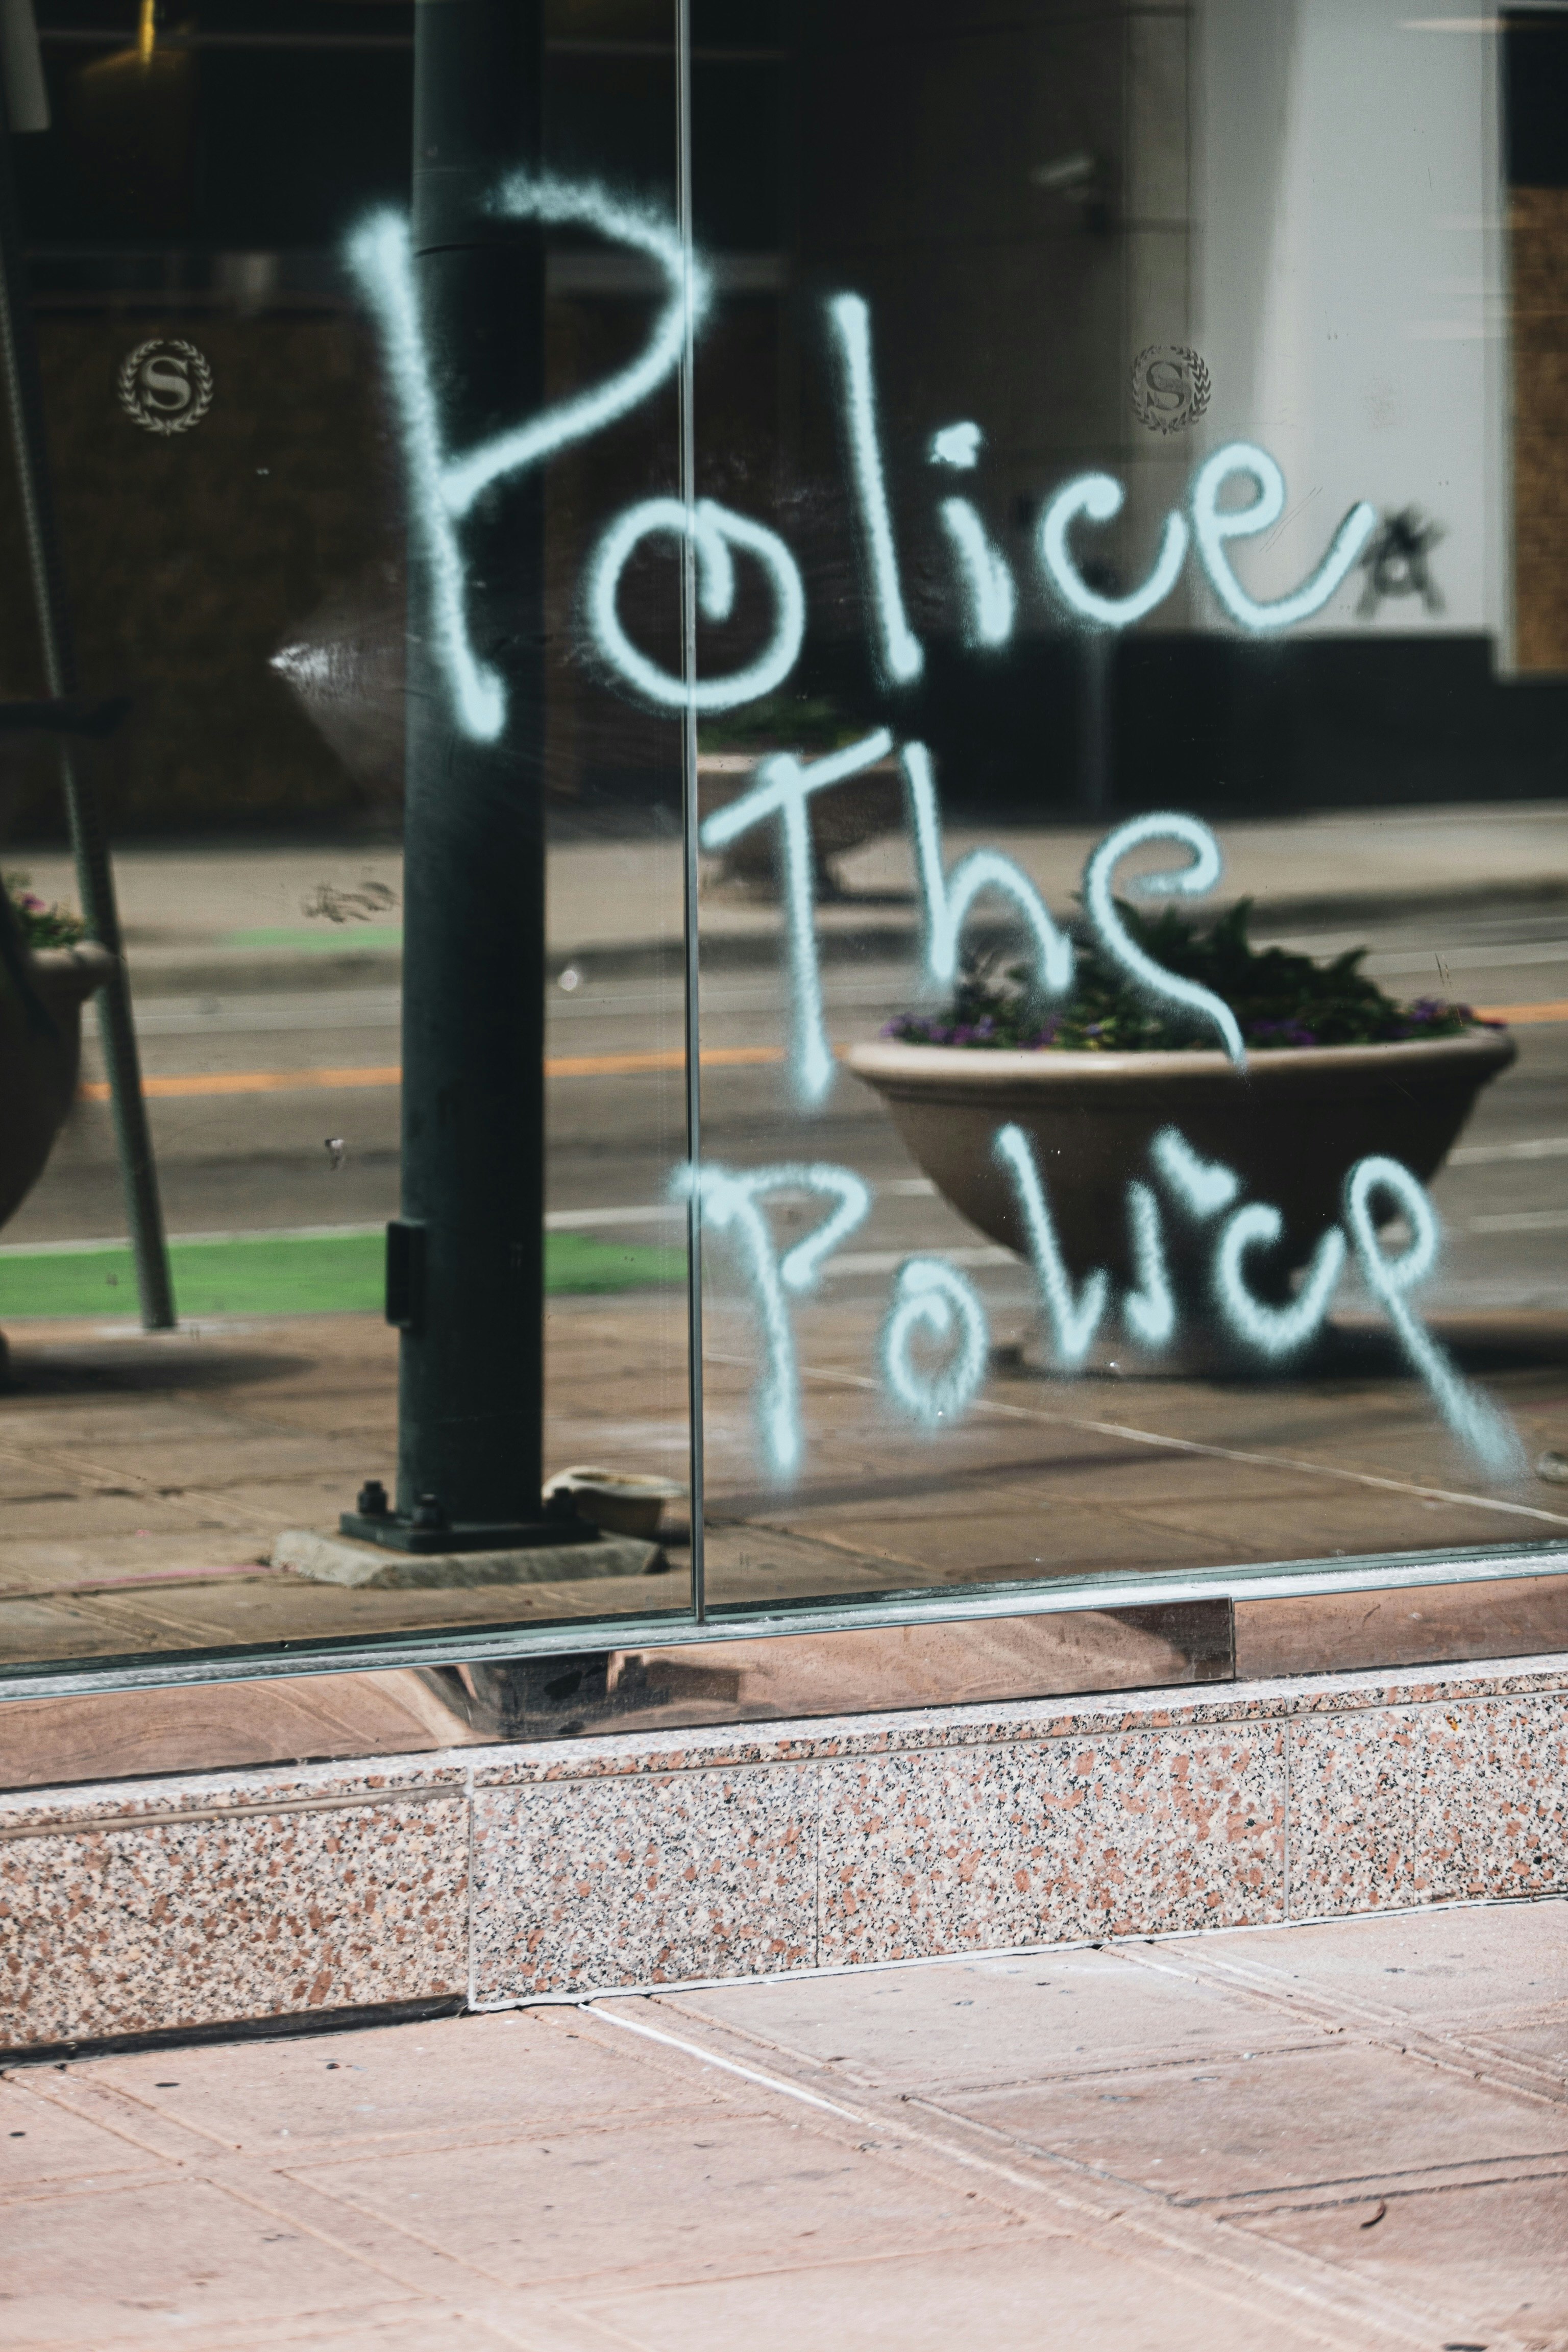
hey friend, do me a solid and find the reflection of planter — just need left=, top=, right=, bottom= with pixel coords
left=0, top=942, right=115, bottom=1234
left=847, top=1030, right=1516, bottom=1311
left=697, top=754, right=902, bottom=899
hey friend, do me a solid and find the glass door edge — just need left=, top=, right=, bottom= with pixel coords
left=2, top=1537, right=1565, bottom=1704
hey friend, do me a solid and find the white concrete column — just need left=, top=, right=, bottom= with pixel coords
left=1195, top=0, right=1511, bottom=648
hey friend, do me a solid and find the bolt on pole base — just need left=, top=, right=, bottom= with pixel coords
left=339, top=1477, right=599, bottom=1553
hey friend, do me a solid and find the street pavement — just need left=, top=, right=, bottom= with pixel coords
left=5, top=807, right=1568, bottom=1324
left=4, top=802, right=1568, bottom=1682
left=3, top=1895, right=1564, bottom=2349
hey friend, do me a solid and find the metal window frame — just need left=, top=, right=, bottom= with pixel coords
left=3, top=1539, right=1565, bottom=1705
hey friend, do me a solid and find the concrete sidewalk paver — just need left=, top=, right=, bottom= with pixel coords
left=3, top=1901, right=1564, bottom=2349
left=568, top=2233, right=1338, bottom=2352
left=1196, top=1889, right=1568, bottom=2026
left=77, top=2012, right=689, bottom=2160
left=667, top=1941, right=1326, bottom=2093
left=1228, top=2175, right=1568, bottom=2343
left=286, top=2109, right=1030, bottom=2296
left=0, top=2085, right=165, bottom=2197
left=942, top=2036, right=1567, bottom=2204
left=0, top=2171, right=426, bottom=2345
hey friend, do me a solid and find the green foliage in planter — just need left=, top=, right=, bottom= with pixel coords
left=884, top=898, right=1493, bottom=1054
left=4, top=872, right=85, bottom=950
left=697, top=692, right=863, bottom=754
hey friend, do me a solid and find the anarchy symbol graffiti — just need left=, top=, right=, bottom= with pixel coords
left=1356, top=506, right=1446, bottom=617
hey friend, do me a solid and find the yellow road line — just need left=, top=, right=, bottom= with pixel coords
left=543, top=1044, right=783, bottom=1079
left=80, top=1065, right=402, bottom=1101
left=76, top=1004, right=1565, bottom=1104
left=79, top=1043, right=786, bottom=1101
left=1473, top=1000, right=1568, bottom=1026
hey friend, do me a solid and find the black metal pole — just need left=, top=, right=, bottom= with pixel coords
left=346, top=0, right=571, bottom=1552
left=1077, top=628, right=1115, bottom=817
left=0, top=50, right=174, bottom=1330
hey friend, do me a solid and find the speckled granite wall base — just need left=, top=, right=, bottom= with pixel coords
left=4, top=1652, right=1566, bottom=2049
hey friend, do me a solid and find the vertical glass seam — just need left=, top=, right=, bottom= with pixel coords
left=676, top=0, right=705, bottom=1622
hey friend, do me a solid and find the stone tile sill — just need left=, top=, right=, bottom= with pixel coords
left=3, top=1649, right=1565, bottom=2050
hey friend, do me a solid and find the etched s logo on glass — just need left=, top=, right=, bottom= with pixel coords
left=1130, top=344, right=1211, bottom=436
left=117, top=339, right=214, bottom=437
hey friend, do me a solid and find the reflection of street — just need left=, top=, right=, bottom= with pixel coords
left=9, top=906, right=1568, bottom=1318
left=4, top=1271, right=1568, bottom=1674
left=4, top=816, right=1568, bottom=1675
left=3, top=818, right=1568, bottom=1665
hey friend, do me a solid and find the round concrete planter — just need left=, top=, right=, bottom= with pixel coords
left=0, top=940, right=115, bottom=1235
left=846, top=1030, right=1516, bottom=1337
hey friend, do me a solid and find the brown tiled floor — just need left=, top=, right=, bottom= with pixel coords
left=3, top=1297, right=1567, bottom=1676
left=2, top=1898, right=1563, bottom=2348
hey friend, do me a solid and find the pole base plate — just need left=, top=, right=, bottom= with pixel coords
left=280, top=1527, right=660, bottom=1589
left=337, top=1510, right=600, bottom=1555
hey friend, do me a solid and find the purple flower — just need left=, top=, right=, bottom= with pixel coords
left=1246, top=1017, right=1319, bottom=1049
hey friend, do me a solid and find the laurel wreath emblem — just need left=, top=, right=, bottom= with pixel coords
left=1130, top=344, right=1211, bottom=436
left=116, top=338, right=214, bottom=437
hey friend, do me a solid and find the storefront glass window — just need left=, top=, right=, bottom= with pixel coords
left=3, top=0, right=1566, bottom=1724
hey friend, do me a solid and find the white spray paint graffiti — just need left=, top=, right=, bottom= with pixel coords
left=1190, top=442, right=1377, bottom=633
left=675, top=1162, right=871, bottom=1481
left=585, top=496, right=805, bottom=713
left=698, top=730, right=894, bottom=1103
left=1037, top=473, right=1189, bottom=628
left=902, top=741, right=1074, bottom=999
left=825, top=292, right=924, bottom=688
left=348, top=174, right=710, bottom=740
left=1344, top=1157, right=1525, bottom=1476
left=348, top=177, right=1521, bottom=1488
left=1083, top=813, right=1246, bottom=1066
left=938, top=498, right=1017, bottom=648
left=880, top=1257, right=991, bottom=1427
